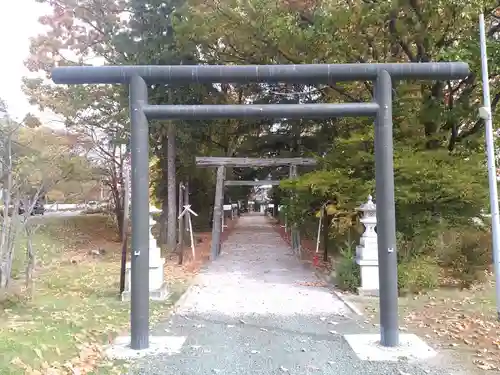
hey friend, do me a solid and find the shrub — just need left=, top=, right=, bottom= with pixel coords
left=335, top=240, right=360, bottom=292
left=438, top=229, right=492, bottom=288
left=398, top=256, right=439, bottom=295
left=397, top=226, right=492, bottom=290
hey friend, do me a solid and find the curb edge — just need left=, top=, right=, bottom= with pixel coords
left=314, top=270, right=364, bottom=317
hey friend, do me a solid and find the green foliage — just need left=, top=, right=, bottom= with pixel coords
left=394, top=148, right=488, bottom=239
left=398, top=256, right=440, bottom=295
left=334, top=240, right=360, bottom=292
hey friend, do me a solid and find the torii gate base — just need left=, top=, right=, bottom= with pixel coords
left=52, top=62, right=469, bottom=353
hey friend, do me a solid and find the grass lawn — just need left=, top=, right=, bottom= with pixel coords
left=0, top=214, right=195, bottom=375
left=348, top=276, right=500, bottom=373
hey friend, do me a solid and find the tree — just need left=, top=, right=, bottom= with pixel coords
left=24, top=0, right=497, bottom=266
left=23, top=0, right=132, bottom=234
left=0, top=110, right=93, bottom=288
left=173, top=0, right=495, bottom=254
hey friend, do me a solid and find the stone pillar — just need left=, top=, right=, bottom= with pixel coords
left=355, top=195, right=379, bottom=296
left=122, top=205, right=169, bottom=301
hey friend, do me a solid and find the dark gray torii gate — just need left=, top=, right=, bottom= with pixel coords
left=52, top=62, right=469, bottom=351
left=195, top=156, right=316, bottom=260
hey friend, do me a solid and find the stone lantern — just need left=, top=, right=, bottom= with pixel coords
left=122, top=205, right=168, bottom=301
left=355, top=195, right=379, bottom=296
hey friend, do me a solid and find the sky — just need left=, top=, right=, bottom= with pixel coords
left=0, top=0, right=58, bottom=125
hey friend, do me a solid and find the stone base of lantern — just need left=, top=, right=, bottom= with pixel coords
left=356, top=258, right=379, bottom=297
left=121, top=258, right=169, bottom=301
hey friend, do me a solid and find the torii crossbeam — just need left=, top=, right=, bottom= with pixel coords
left=224, top=180, right=280, bottom=186
left=196, top=157, right=317, bottom=167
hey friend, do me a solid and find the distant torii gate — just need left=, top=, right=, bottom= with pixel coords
left=195, top=156, right=317, bottom=259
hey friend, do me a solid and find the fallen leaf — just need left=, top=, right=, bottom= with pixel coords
left=34, top=348, right=43, bottom=359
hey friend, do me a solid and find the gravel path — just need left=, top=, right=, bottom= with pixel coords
left=128, top=214, right=467, bottom=375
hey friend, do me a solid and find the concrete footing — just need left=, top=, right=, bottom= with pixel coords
left=105, top=335, right=187, bottom=360
left=121, top=282, right=169, bottom=302
left=356, top=287, right=380, bottom=297
left=344, top=333, right=436, bottom=362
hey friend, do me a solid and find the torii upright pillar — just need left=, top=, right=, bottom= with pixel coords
left=211, top=166, right=225, bottom=260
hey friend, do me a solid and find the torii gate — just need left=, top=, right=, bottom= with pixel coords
left=52, top=62, right=469, bottom=350
left=195, top=156, right=317, bottom=259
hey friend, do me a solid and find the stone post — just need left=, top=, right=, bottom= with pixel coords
left=355, top=195, right=379, bottom=296
left=122, top=205, right=169, bottom=301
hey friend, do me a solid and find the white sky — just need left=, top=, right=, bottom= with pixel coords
left=0, top=0, right=58, bottom=125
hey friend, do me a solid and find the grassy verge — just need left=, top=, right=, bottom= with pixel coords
left=0, top=214, right=191, bottom=375
left=349, top=277, right=500, bottom=373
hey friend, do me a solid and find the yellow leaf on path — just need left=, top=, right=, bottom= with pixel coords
left=34, top=347, right=43, bottom=359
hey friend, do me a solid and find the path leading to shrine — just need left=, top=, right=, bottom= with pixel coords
left=128, top=214, right=466, bottom=375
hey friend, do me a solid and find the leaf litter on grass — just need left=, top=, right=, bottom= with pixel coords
left=360, top=278, right=500, bottom=373
left=0, top=215, right=214, bottom=375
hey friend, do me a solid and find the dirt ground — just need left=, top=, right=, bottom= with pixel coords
left=164, top=215, right=239, bottom=281
left=270, top=216, right=332, bottom=275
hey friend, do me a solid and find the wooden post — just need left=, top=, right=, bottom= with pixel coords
left=177, top=182, right=184, bottom=265
left=289, top=165, right=300, bottom=256
left=219, top=167, right=227, bottom=254
left=315, top=207, right=323, bottom=254
left=211, top=166, right=225, bottom=260
left=187, top=212, right=196, bottom=259
left=184, top=181, right=189, bottom=235
left=323, top=205, right=329, bottom=262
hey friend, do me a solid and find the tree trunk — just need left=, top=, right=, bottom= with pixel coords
left=114, top=198, right=124, bottom=239
left=108, top=175, right=124, bottom=238
left=166, top=122, right=177, bottom=251
left=159, top=199, right=168, bottom=245
left=25, top=225, right=36, bottom=297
